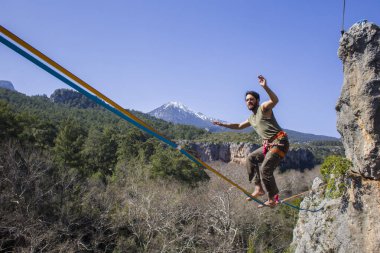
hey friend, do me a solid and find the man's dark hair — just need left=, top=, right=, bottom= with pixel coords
left=245, top=91, right=260, bottom=101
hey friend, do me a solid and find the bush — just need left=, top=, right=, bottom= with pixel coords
left=320, top=155, right=352, bottom=198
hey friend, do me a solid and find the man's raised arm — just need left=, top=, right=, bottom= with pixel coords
left=258, top=75, right=279, bottom=111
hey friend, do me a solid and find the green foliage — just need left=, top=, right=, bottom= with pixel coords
left=82, top=126, right=118, bottom=176
left=117, top=128, right=148, bottom=161
left=150, top=145, right=209, bottom=184
left=1, top=89, right=210, bottom=183
left=284, top=245, right=296, bottom=253
left=0, top=99, right=58, bottom=148
left=29, top=120, right=58, bottom=148
left=247, top=237, right=255, bottom=253
left=309, top=140, right=343, bottom=146
left=0, top=100, right=20, bottom=139
left=308, top=142, right=345, bottom=164
left=54, top=119, right=87, bottom=171
left=321, top=155, right=352, bottom=198
left=278, top=198, right=301, bottom=221
left=16, top=113, right=58, bottom=148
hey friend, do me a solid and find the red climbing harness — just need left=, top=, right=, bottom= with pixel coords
left=262, top=131, right=288, bottom=158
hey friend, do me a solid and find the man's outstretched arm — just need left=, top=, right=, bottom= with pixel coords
left=212, top=120, right=250, bottom=130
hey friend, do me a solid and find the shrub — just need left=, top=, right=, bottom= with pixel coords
left=320, top=155, right=352, bottom=198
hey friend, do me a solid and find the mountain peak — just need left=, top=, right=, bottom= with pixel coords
left=164, top=101, right=189, bottom=110
left=149, top=101, right=223, bottom=131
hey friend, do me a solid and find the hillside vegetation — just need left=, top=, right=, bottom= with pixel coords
left=0, top=88, right=333, bottom=252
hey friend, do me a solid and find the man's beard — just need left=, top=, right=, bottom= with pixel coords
left=248, top=102, right=259, bottom=112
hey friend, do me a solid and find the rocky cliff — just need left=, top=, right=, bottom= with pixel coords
left=336, top=21, right=380, bottom=180
left=291, top=21, right=380, bottom=253
left=181, top=141, right=316, bottom=171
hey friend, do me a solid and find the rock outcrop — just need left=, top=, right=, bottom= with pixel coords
left=50, top=88, right=99, bottom=109
left=291, top=176, right=380, bottom=253
left=183, top=142, right=259, bottom=163
left=336, top=21, right=380, bottom=179
left=182, top=142, right=316, bottom=171
left=0, top=80, right=15, bottom=91
left=291, top=21, right=380, bottom=253
left=280, top=148, right=315, bottom=172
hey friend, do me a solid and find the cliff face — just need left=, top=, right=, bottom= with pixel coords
left=336, top=21, right=380, bottom=179
left=291, top=21, right=380, bottom=253
left=183, top=142, right=258, bottom=163
left=292, top=176, right=380, bottom=253
left=182, top=142, right=316, bottom=171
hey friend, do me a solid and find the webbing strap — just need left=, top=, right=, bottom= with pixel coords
left=269, top=147, right=286, bottom=159
left=0, top=26, right=323, bottom=212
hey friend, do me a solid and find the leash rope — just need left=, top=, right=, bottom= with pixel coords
left=0, top=26, right=323, bottom=212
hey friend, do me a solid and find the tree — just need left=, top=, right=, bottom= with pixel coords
left=117, top=128, right=148, bottom=162
left=82, top=126, right=118, bottom=176
left=0, top=100, right=20, bottom=140
left=150, top=145, right=209, bottom=183
left=54, top=119, right=87, bottom=171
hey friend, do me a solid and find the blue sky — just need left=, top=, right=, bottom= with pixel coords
left=1, top=0, right=380, bottom=138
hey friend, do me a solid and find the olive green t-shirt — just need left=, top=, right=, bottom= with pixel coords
left=248, top=105, right=282, bottom=140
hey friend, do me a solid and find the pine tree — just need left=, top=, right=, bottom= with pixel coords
left=54, top=119, right=87, bottom=170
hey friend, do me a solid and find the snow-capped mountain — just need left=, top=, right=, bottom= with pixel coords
left=148, top=101, right=225, bottom=132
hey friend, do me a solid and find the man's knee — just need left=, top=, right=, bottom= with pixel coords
left=247, top=153, right=260, bottom=164
left=261, top=168, right=274, bottom=181
left=261, top=157, right=280, bottom=177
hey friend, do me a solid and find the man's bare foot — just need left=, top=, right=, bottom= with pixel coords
left=246, top=189, right=265, bottom=201
left=258, top=199, right=277, bottom=208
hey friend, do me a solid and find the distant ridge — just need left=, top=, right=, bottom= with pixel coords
left=149, top=101, right=340, bottom=143
left=284, top=129, right=339, bottom=143
left=0, top=86, right=339, bottom=143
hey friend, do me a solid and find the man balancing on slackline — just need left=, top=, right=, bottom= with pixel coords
left=213, top=75, right=289, bottom=208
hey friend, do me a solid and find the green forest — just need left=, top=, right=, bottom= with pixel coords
left=0, top=88, right=342, bottom=252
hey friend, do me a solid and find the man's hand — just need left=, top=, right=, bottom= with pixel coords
left=258, top=75, right=267, bottom=88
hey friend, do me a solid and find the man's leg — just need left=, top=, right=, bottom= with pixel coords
left=260, top=152, right=282, bottom=202
left=259, top=138, right=289, bottom=207
left=246, top=147, right=265, bottom=200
